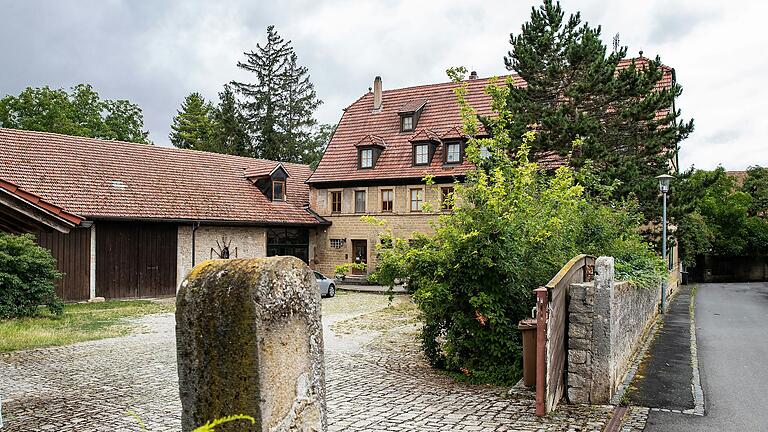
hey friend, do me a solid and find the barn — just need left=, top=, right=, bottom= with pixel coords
left=0, top=128, right=329, bottom=301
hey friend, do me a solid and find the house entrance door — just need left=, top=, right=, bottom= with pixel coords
left=351, top=240, right=367, bottom=274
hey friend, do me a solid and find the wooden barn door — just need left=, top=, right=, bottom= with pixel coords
left=97, top=222, right=177, bottom=299
left=36, top=227, right=91, bottom=301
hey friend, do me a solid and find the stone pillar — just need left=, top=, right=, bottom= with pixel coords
left=590, top=256, right=615, bottom=403
left=176, top=257, right=326, bottom=432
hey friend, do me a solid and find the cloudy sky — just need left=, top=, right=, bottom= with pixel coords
left=2, top=0, right=766, bottom=170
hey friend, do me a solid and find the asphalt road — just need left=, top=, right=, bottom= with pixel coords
left=645, top=282, right=768, bottom=431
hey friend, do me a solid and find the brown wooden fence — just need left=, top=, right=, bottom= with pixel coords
left=535, top=254, right=595, bottom=416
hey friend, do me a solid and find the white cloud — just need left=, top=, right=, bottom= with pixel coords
left=1, top=0, right=766, bottom=169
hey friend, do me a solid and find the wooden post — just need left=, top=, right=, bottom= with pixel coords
left=534, top=287, right=548, bottom=417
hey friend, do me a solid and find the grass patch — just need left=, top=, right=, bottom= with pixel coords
left=0, top=300, right=175, bottom=352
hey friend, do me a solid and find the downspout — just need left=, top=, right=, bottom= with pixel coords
left=191, top=222, right=200, bottom=267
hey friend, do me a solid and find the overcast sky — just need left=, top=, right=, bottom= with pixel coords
left=2, top=0, right=766, bottom=170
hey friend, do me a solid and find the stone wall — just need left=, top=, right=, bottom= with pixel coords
left=177, top=226, right=318, bottom=288
left=177, top=225, right=267, bottom=288
left=567, top=257, right=660, bottom=404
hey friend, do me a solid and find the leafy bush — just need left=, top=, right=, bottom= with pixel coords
left=0, top=232, right=63, bottom=318
left=334, top=262, right=367, bottom=279
left=370, top=71, right=663, bottom=385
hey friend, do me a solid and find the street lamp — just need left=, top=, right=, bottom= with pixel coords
left=656, top=174, right=674, bottom=312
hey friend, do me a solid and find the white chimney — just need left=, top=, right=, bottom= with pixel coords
left=373, top=76, right=382, bottom=111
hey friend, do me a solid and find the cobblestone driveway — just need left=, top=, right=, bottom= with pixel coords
left=0, top=293, right=617, bottom=431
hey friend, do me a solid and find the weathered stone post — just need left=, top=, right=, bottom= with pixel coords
left=176, top=257, right=326, bottom=432
left=590, top=256, right=614, bottom=403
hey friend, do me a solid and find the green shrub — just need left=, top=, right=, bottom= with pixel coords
left=369, top=71, right=664, bottom=385
left=0, top=232, right=63, bottom=318
left=334, top=262, right=367, bottom=279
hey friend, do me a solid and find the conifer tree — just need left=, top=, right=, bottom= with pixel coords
left=232, top=25, right=323, bottom=163
left=212, top=84, right=251, bottom=157
left=169, top=92, right=216, bottom=151
left=500, top=0, right=694, bottom=219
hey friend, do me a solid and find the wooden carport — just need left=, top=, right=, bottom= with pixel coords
left=0, top=179, right=83, bottom=234
left=0, top=179, right=91, bottom=301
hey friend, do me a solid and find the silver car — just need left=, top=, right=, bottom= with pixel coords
left=314, top=271, right=336, bottom=298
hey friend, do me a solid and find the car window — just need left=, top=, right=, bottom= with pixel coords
left=314, top=272, right=323, bottom=280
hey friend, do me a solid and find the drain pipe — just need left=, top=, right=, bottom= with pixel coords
left=191, top=222, right=200, bottom=267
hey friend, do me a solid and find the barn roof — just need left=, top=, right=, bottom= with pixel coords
left=0, top=128, right=323, bottom=225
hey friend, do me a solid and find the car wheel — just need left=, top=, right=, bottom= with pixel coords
left=328, top=284, right=336, bottom=298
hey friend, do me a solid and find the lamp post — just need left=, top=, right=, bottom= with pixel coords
left=656, top=174, right=674, bottom=312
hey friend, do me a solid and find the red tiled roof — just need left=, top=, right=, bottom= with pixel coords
left=242, top=163, right=288, bottom=179
left=308, top=75, right=523, bottom=184
left=354, top=135, right=388, bottom=148
left=0, top=178, right=84, bottom=226
left=409, top=129, right=442, bottom=143
left=309, top=58, right=674, bottom=185
left=399, top=98, right=428, bottom=113
left=0, top=128, right=321, bottom=225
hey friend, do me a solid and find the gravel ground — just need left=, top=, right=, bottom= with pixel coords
left=0, top=292, right=617, bottom=431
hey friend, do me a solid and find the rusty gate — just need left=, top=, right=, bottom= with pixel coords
left=535, top=254, right=595, bottom=415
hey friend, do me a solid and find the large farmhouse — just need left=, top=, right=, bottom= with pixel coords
left=0, top=128, right=328, bottom=301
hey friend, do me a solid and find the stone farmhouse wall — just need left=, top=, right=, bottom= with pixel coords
left=310, top=183, right=455, bottom=276
left=176, top=225, right=318, bottom=288
left=567, top=257, right=661, bottom=404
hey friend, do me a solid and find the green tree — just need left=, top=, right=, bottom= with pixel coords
left=211, top=84, right=252, bottom=157
left=169, top=93, right=217, bottom=151
left=307, top=123, right=336, bottom=170
left=743, top=166, right=768, bottom=217
left=500, top=0, right=694, bottom=219
left=672, top=167, right=768, bottom=265
left=232, top=25, right=323, bottom=163
left=0, top=84, right=150, bottom=143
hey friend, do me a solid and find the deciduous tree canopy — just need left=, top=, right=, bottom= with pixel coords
left=0, top=84, right=150, bottom=143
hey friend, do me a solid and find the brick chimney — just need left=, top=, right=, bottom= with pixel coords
left=469, top=71, right=478, bottom=80
left=373, top=76, right=383, bottom=111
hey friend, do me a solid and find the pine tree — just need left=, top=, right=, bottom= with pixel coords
left=212, top=84, right=251, bottom=157
left=169, top=93, right=216, bottom=151
left=500, top=0, right=694, bottom=220
left=232, top=25, right=323, bottom=163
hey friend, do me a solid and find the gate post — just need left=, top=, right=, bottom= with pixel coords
left=176, top=257, right=326, bottom=432
left=534, top=286, right=548, bottom=417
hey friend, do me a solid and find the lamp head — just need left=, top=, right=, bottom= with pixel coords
left=655, top=174, right=675, bottom=193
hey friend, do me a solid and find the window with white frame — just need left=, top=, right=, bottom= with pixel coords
left=446, top=142, right=461, bottom=163
left=402, top=115, right=414, bottom=131
left=414, top=144, right=429, bottom=165
left=330, top=238, right=344, bottom=249
left=360, top=148, right=373, bottom=168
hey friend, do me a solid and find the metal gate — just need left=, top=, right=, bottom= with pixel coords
left=535, top=254, right=595, bottom=415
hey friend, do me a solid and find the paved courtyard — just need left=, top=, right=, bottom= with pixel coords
left=1, top=292, right=617, bottom=431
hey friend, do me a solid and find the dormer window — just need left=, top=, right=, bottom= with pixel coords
left=360, top=148, right=373, bottom=168
left=399, top=98, right=427, bottom=132
left=414, top=144, right=430, bottom=165
left=402, top=116, right=414, bottom=132
left=272, top=180, right=285, bottom=201
left=445, top=141, right=462, bottom=164
left=355, top=135, right=386, bottom=169
left=242, top=163, right=290, bottom=202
